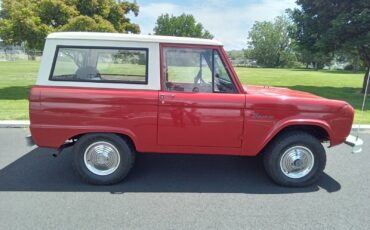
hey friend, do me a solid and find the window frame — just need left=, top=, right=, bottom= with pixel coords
left=49, top=45, right=149, bottom=85
left=160, top=44, right=240, bottom=94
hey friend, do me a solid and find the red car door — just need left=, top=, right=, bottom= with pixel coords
left=157, top=45, right=245, bottom=148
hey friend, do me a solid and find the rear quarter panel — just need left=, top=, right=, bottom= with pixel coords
left=29, top=86, right=158, bottom=151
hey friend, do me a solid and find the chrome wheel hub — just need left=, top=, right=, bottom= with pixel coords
left=84, top=141, right=120, bottom=176
left=279, top=146, right=314, bottom=179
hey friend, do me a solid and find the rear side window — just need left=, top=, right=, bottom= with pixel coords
left=50, top=46, right=148, bottom=84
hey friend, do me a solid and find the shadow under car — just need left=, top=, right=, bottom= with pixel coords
left=0, top=147, right=341, bottom=194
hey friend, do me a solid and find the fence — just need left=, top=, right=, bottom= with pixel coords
left=0, top=48, right=43, bottom=61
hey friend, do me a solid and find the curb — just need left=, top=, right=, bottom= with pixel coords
left=0, top=120, right=370, bottom=131
left=0, top=120, right=30, bottom=128
left=351, top=125, right=370, bottom=132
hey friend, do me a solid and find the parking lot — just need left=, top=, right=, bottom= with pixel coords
left=0, top=128, right=369, bottom=229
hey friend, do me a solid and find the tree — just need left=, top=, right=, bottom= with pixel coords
left=0, top=0, right=52, bottom=55
left=60, top=15, right=116, bottom=32
left=0, top=0, right=140, bottom=57
left=228, top=50, right=247, bottom=65
left=289, top=0, right=370, bottom=93
left=228, top=50, right=245, bottom=59
left=291, top=46, right=333, bottom=69
left=247, top=15, right=296, bottom=67
left=154, top=13, right=213, bottom=39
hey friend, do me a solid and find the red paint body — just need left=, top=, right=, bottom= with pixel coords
left=29, top=44, right=354, bottom=156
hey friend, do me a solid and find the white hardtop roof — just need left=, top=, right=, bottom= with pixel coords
left=47, top=32, right=223, bottom=46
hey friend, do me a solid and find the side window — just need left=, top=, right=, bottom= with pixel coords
left=213, top=51, right=236, bottom=93
left=163, top=47, right=236, bottom=93
left=50, top=47, right=148, bottom=84
left=164, top=48, right=213, bottom=92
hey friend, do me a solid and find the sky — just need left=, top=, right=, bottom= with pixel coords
left=130, top=0, right=298, bottom=50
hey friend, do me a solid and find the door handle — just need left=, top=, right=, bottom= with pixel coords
left=159, top=94, right=175, bottom=104
left=159, top=94, right=165, bottom=104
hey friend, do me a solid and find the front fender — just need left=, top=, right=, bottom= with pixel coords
left=242, top=111, right=335, bottom=156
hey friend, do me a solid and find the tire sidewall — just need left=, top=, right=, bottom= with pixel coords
left=265, top=132, right=326, bottom=187
left=73, top=133, right=134, bottom=185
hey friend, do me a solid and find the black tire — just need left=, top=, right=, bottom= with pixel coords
left=73, top=133, right=135, bottom=185
left=263, top=131, right=326, bottom=187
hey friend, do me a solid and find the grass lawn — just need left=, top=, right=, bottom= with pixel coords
left=0, top=60, right=368, bottom=123
left=0, top=60, right=38, bottom=120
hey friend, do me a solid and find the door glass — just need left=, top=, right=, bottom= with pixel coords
left=213, top=51, right=236, bottom=93
left=164, top=47, right=213, bottom=92
left=163, top=47, right=236, bottom=93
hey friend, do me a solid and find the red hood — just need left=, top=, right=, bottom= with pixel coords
left=242, top=84, right=351, bottom=114
left=243, top=85, right=322, bottom=99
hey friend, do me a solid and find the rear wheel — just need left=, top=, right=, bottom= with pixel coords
left=73, top=133, right=135, bottom=185
left=263, top=131, right=326, bottom=187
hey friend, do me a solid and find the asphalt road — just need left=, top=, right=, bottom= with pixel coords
left=0, top=128, right=369, bottom=230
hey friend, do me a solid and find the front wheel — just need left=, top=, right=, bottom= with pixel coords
left=263, top=131, right=326, bottom=187
left=73, top=133, right=135, bottom=185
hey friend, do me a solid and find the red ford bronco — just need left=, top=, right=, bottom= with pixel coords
left=29, top=32, right=361, bottom=187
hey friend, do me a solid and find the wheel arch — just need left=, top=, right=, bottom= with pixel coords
left=64, top=131, right=137, bottom=152
left=254, top=121, right=333, bottom=156
left=273, top=124, right=331, bottom=143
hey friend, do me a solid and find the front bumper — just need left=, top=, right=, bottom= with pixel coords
left=345, top=135, right=364, bottom=153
